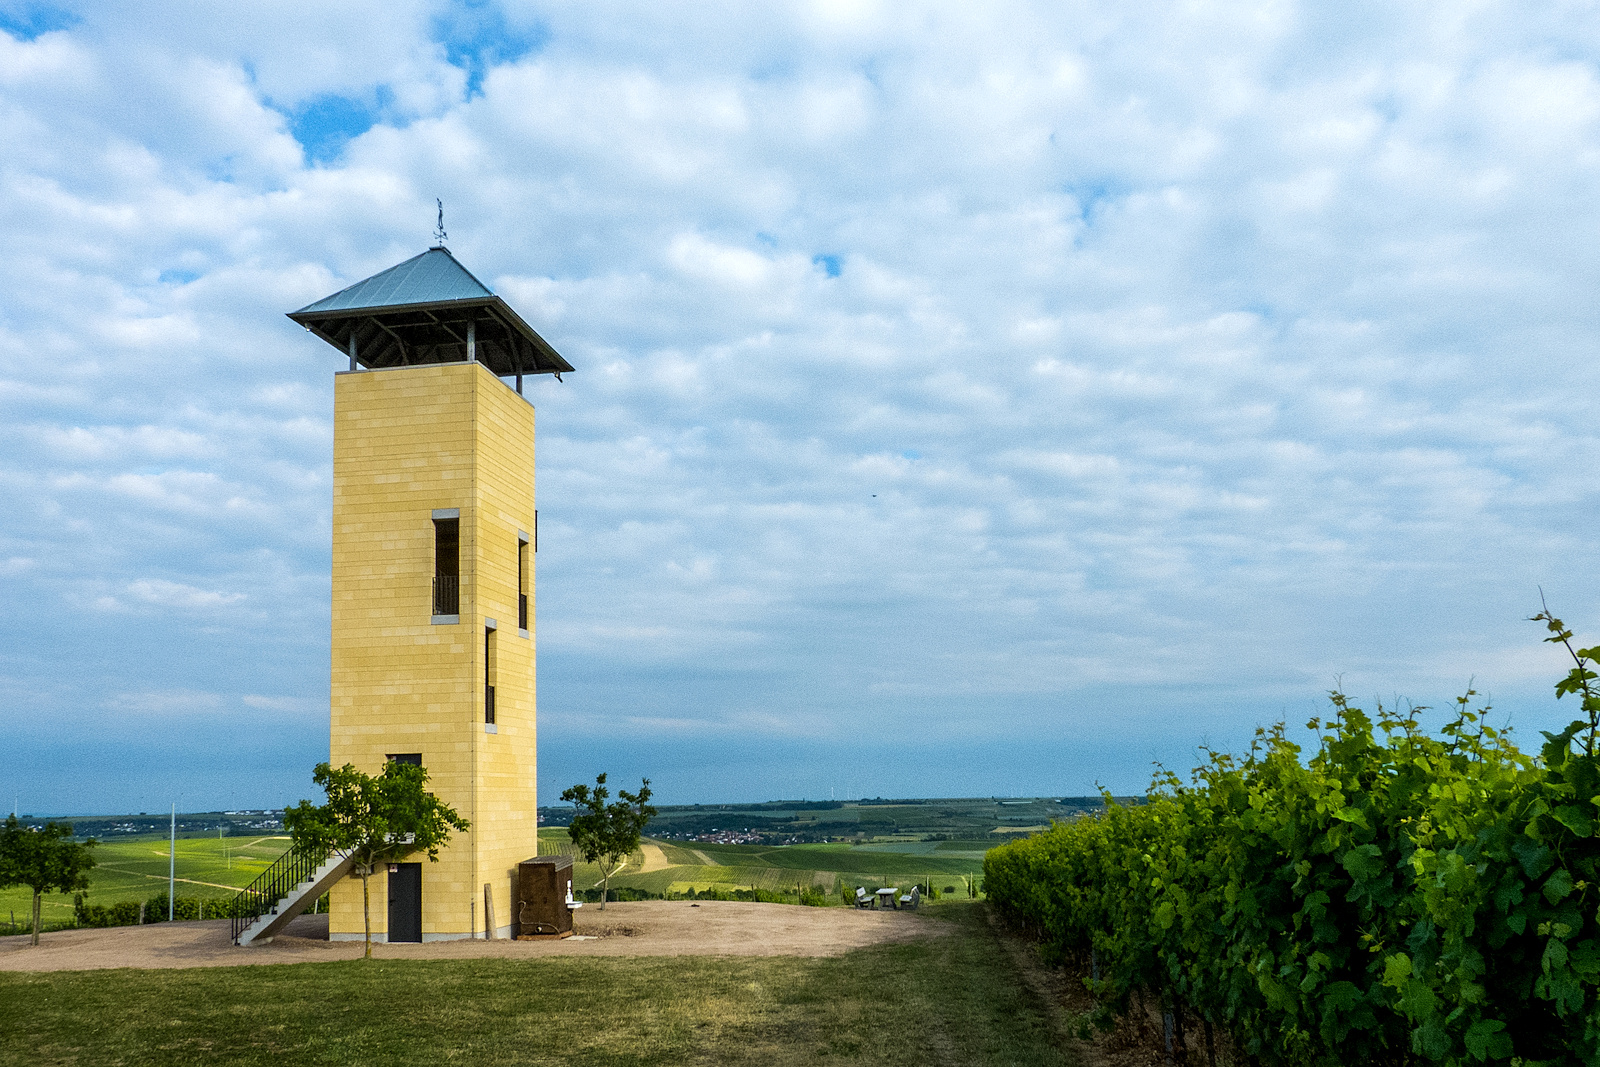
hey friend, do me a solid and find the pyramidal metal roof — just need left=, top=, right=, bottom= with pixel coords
left=287, top=246, right=573, bottom=383
left=294, top=247, right=493, bottom=314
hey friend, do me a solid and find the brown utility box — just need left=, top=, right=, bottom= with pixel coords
left=516, top=855, right=576, bottom=938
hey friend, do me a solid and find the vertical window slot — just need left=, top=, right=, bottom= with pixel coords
left=485, top=625, right=497, bottom=725
left=518, top=532, right=529, bottom=631
left=433, top=513, right=459, bottom=616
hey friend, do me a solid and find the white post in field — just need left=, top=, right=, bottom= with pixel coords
left=169, top=804, right=176, bottom=921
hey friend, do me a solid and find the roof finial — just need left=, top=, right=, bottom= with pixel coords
left=433, top=198, right=448, bottom=248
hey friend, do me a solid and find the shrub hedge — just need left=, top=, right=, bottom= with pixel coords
left=986, top=611, right=1600, bottom=1066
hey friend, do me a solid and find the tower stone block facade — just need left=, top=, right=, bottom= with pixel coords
left=327, top=361, right=538, bottom=941
left=290, top=246, right=570, bottom=942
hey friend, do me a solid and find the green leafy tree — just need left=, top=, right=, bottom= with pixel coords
left=561, top=773, right=656, bottom=910
left=284, top=761, right=468, bottom=958
left=0, top=816, right=96, bottom=946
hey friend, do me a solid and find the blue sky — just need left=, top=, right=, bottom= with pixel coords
left=4, top=0, right=1600, bottom=815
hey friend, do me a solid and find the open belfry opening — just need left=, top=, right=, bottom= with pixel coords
left=288, top=243, right=574, bottom=941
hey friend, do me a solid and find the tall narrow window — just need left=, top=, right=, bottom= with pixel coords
left=517, top=532, right=529, bottom=631
left=433, top=512, right=459, bottom=617
left=484, top=625, right=497, bottom=726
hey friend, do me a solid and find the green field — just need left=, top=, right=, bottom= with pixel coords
left=694, top=842, right=981, bottom=876
left=3, top=822, right=998, bottom=935
left=547, top=794, right=1109, bottom=843
left=544, top=830, right=986, bottom=902
left=0, top=834, right=291, bottom=933
left=0, top=901, right=1074, bottom=1067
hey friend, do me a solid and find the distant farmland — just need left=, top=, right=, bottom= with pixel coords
left=5, top=795, right=1099, bottom=930
left=550, top=793, right=1113, bottom=843
left=538, top=828, right=990, bottom=899
left=0, top=834, right=288, bottom=934
left=543, top=795, right=1111, bottom=899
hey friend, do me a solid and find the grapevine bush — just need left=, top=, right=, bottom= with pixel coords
left=985, top=610, right=1600, bottom=1065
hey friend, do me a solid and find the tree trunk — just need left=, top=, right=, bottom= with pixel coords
left=361, top=866, right=372, bottom=959
left=31, top=890, right=41, bottom=947
left=600, top=868, right=609, bottom=911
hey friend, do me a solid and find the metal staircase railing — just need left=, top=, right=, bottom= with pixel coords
left=230, top=844, right=329, bottom=944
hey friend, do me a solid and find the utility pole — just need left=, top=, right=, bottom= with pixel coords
left=169, top=804, right=176, bottom=921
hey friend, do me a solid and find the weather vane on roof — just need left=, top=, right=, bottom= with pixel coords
left=433, top=199, right=448, bottom=247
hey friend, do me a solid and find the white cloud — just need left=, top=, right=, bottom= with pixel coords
left=241, top=694, right=322, bottom=714
left=125, top=579, right=246, bottom=611
left=3, top=0, right=1600, bottom=812
left=106, top=689, right=222, bottom=714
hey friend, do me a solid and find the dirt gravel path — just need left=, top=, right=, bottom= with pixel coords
left=0, top=900, right=941, bottom=973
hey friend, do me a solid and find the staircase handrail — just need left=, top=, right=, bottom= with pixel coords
left=230, top=842, right=336, bottom=944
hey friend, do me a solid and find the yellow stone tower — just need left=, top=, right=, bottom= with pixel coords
left=289, top=246, right=573, bottom=941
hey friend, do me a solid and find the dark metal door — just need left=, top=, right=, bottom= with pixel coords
left=387, top=863, right=422, bottom=943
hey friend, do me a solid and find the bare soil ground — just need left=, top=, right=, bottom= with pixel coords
left=0, top=900, right=942, bottom=973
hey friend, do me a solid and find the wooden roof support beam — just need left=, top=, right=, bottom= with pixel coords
left=422, top=308, right=468, bottom=347
left=370, top=316, right=411, bottom=365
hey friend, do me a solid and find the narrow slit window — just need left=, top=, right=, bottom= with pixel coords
left=386, top=753, right=422, bottom=767
left=485, top=626, right=497, bottom=725
left=433, top=515, right=459, bottom=616
left=518, top=533, right=529, bottom=631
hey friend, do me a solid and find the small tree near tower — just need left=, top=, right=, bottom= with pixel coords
left=561, top=774, right=656, bottom=910
left=285, top=761, right=468, bottom=959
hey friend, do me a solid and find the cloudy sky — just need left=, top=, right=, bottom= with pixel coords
left=4, top=0, right=1599, bottom=815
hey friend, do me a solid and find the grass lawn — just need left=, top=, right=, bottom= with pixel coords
left=0, top=902, right=1077, bottom=1067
